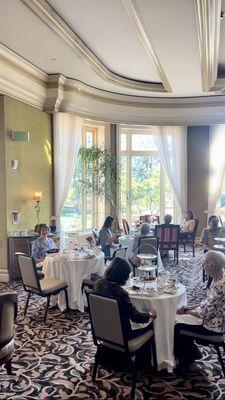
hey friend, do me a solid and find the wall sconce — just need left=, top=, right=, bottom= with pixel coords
left=33, top=191, right=43, bottom=224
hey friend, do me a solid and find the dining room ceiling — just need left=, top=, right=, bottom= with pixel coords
left=0, top=0, right=225, bottom=98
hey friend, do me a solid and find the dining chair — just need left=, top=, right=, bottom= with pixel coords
left=122, top=218, right=130, bottom=236
left=86, top=292, right=156, bottom=400
left=112, top=246, right=128, bottom=259
left=178, top=327, right=225, bottom=376
left=18, top=255, right=69, bottom=322
left=179, top=219, right=199, bottom=257
left=92, top=229, right=100, bottom=245
left=155, top=224, right=180, bottom=263
left=130, top=237, right=158, bottom=277
left=82, top=247, right=128, bottom=293
left=140, top=215, right=160, bottom=224
left=0, top=292, right=18, bottom=374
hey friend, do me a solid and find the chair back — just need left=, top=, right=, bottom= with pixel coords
left=140, top=215, right=160, bottom=224
left=18, top=255, right=41, bottom=293
left=0, top=293, right=17, bottom=346
left=122, top=219, right=130, bottom=236
left=112, top=246, right=127, bottom=259
left=92, top=229, right=100, bottom=245
left=155, top=224, right=180, bottom=250
left=87, top=293, right=126, bottom=349
left=28, top=240, right=35, bottom=256
left=137, top=236, right=158, bottom=255
left=191, top=219, right=199, bottom=238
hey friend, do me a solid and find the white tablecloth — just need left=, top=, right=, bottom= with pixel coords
left=125, top=280, right=187, bottom=371
left=118, top=235, right=164, bottom=272
left=43, top=253, right=105, bottom=312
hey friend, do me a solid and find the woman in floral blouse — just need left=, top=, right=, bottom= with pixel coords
left=174, top=250, right=225, bottom=367
left=32, top=224, right=56, bottom=263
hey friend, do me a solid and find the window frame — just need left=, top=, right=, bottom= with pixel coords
left=117, top=126, right=178, bottom=224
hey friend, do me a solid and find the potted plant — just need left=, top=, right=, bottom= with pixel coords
left=79, top=145, right=120, bottom=228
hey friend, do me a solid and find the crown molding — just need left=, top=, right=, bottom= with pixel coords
left=120, top=0, right=172, bottom=92
left=44, top=74, right=67, bottom=112
left=20, top=0, right=166, bottom=93
left=0, top=43, right=47, bottom=84
left=64, top=78, right=225, bottom=108
left=195, top=0, right=221, bottom=92
left=0, top=43, right=47, bottom=109
left=2, top=42, right=225, bottom=124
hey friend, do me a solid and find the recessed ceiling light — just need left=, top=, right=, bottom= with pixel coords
left=77, top=88, right=81, bottom=91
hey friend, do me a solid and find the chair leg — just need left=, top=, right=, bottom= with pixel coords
left=64, top=288, right=69, bottom=310
left=151, top=338, right=157, bottom=371
left=130, top=358, right=137, bottom=400
left=5, top=359, right=12, bottom=375
left=203, top=268, right=206, bottom=282
left=214, top=345, right=225, bottom=377
left=92, top=347, right=100, bottom=382
left=24, top=292, right=31, bottom=316
left=44, top=296, right=50, bottom=322
left=176, top=249, right=179, bottom=264
left=193, top=244, right=195, bottom=257
left=184, top=244, right=186, bottom=253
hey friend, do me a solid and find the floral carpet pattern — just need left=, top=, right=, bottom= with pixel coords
left=1, top=248, right=225, bottom=399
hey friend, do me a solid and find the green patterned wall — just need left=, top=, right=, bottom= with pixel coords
left=4, top=96, right=53, bottom=234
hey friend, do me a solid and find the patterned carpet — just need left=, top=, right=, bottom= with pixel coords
left=1, top=248, right=225, bottom=399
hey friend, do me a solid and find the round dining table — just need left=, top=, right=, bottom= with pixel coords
left=43, top=252, right=105, bottom=312
left=124, top=279, right=187, bottom=372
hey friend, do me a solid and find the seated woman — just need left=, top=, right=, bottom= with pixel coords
left=200, top=214, right=225, bottom=251
left=179, top=209, right=195, bottom=240
left=94, top=257, right=157, bottom=340
left=132, top=223, right=151, bottom=256
left=32, top=223, right=56, bottom=264
left=174, top=250, right=225, bottom=369
left=98, top=216, right=118, bottom=257
left=162, top=214, right=172, bottom=226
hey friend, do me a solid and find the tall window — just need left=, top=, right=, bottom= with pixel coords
left=61, top=125, right=105, bottom=232
left=217, top=184, right=225, bottom=226
left=119, top=127, right=177, bottom=225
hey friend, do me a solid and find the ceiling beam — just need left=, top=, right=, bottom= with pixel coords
left=20, top=0, right=167, bottom=93
left=195, top=0, right=221, bottom=91
left=120, top=0, right=172, bottom=93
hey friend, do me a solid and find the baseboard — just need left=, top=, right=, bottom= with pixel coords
left=0, top=268, right=10, bottom=282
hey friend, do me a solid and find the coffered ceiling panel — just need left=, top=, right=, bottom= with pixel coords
left=47, top=0, right=161, bottom=83
left=134, top=0, right=202, bottom=95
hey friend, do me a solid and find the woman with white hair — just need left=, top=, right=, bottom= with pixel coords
left=174, top=250, right=225, bottom=369
left=132, top=223, right=150, bottom=255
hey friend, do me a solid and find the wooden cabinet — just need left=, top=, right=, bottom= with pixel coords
left=8, top=236, right=36, bottom=280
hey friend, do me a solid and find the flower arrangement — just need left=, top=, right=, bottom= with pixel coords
left=86, top=236, right=94, bottom=248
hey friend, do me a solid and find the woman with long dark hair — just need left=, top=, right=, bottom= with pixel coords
left=94, top=257, right=157, bottom=339
left=98, top=216, right=118, bottom=257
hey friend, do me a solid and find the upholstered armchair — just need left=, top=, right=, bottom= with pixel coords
left=0, top=292, right=18, bottom=374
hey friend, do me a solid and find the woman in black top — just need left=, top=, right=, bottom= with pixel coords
left=94, top=257, right=157, bottom=339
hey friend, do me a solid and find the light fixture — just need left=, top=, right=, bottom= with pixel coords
left=33, top=191, right=43, bottom=224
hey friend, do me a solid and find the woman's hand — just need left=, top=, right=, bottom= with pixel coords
left=177, top=305, right=190, bottom=314
left=149, top=309, right=157, bottom=319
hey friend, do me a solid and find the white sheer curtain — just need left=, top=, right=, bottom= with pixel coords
left=53, top=113, right=83, bottom=243
left=152, top=126, right=187, bottom=222
left=208, top=124, right=225, bottom=215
